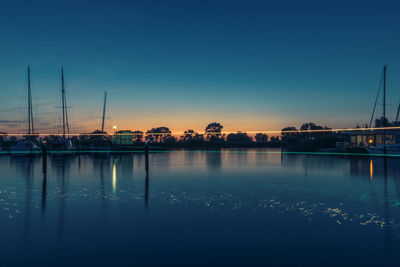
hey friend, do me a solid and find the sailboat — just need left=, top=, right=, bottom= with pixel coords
left=51, top=67, right=74, bottom=153
left=10, top=66, right=41, bottom=155
left=366, top=66, right=400, bottom=154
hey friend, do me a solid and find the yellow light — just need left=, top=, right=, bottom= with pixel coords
left=113, top=125, right=117, bottom=129
left=368, top=139, right=373, bottom=143
left=369, top=160, right=373, bottom=180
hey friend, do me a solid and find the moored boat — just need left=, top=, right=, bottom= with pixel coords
left=10, top=66, right=42, bottom=156
left=10, top=140, right=41, bottom=156
left=367, top=143, right=400, bottom=155
left=366, top=66, right=400, bottom=155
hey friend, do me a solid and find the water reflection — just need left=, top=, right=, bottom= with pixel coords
left=1, top=151, right=400, bottom=265
left=205, top=150, right=222, bottom=170
left=78, top=154, right=81, bottom=172
left=382, top=156, right=393, bottom=256
left=120, top=154, right=133, bottom=179
left=280, top=153, right=400, bottom=183
left=52, top=156, right=69, bottom=241
left=24, top=158, right=33, bottom=248
left=8, top=157, right=36, bottom=253
left=145, top=148, right=149, bottom=206
left=42, top=152, right=47, bottom=213
left=93, top=156, right=109, bottom=218
left=112, top=158, right=117, bottom=194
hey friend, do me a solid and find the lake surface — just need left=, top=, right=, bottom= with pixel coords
left=1, top=149, right=400, bottom=266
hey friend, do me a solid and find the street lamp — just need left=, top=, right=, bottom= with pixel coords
left=113, top=125, right=117, bottom=133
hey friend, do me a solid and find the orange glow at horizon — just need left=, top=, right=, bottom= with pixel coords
left=1, top=106, right=363, bottom=137
left=3, top=126, right=400, bottom=136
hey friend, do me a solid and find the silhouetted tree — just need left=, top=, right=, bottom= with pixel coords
left=281, top=127, right=300, bottom=148
left=281, top=122, right=342, bottom=150
left=300, top=122, right=324, bottom=131
left=300, top=122, right=332, bottom=138
left=254, top=133, right=269, bottom=143
left=182, top=129, right=195, bottom=141
left=179, top=129, right=204, bottom=144
left=146, top=127, right=175, bottom=143
left=76, top=130, right=111, bottom=147
left=281, top=127, right=298, bottom=139
left=205, top=122, right=224, bottom=141
left=269, top=136, right=281, bottom=146
left=0, top=132, right=7, bottom=148
left=132, top=130, right=144, bottom=143
left=205, top=122, right=223, bottom=133
left=226, top=132, right=251, bottom=143
left=89, top=130, right=111, bottom=146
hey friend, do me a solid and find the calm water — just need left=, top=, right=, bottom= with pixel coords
left=1, top=149, right=400, bottom=266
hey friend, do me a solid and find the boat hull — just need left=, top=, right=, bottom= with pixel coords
left=367, top=144, right=400, bottom=155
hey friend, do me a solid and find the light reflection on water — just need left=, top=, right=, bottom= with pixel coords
left=0, top=149, right=400, bottom=266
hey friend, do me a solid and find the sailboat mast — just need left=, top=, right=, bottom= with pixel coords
left=383, top=66, right=387, bottom=154
left=383, top=66, right=386, bottom=125
left=27, top=66, right=31, bottom=135
left=61, top=67, right=66, bottom=138
left=64, top=86, right=69, bottom=136
left=101, top=91, right=107, bottom=132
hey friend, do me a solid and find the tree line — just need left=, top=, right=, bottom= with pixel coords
left=0, top=121, right=347, bottom=149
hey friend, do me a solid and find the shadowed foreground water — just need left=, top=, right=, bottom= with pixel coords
left=1, top=149, right=400, bottom=266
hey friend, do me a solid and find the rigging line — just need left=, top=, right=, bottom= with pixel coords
left=388, top=79, right=397, bottom=122
left=369, top=73, right=384, bottom=128
left=29, top=66, right=35, bottom=134
left=101, top=91, right=107, bottom=132
left=30, top=86, right=34, bottom=135
left=396, top=92, right=400, bottom=123
left=64, top=92, right=70, bottom=135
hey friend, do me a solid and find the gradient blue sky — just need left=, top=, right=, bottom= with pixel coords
left=1, top=0, right=400, bottom=134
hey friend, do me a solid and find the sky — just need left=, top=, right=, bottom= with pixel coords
left=1, top=0, right=400, bottom=134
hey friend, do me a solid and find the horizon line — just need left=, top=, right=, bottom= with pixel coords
left=2, top=126, right=400, bottom=136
